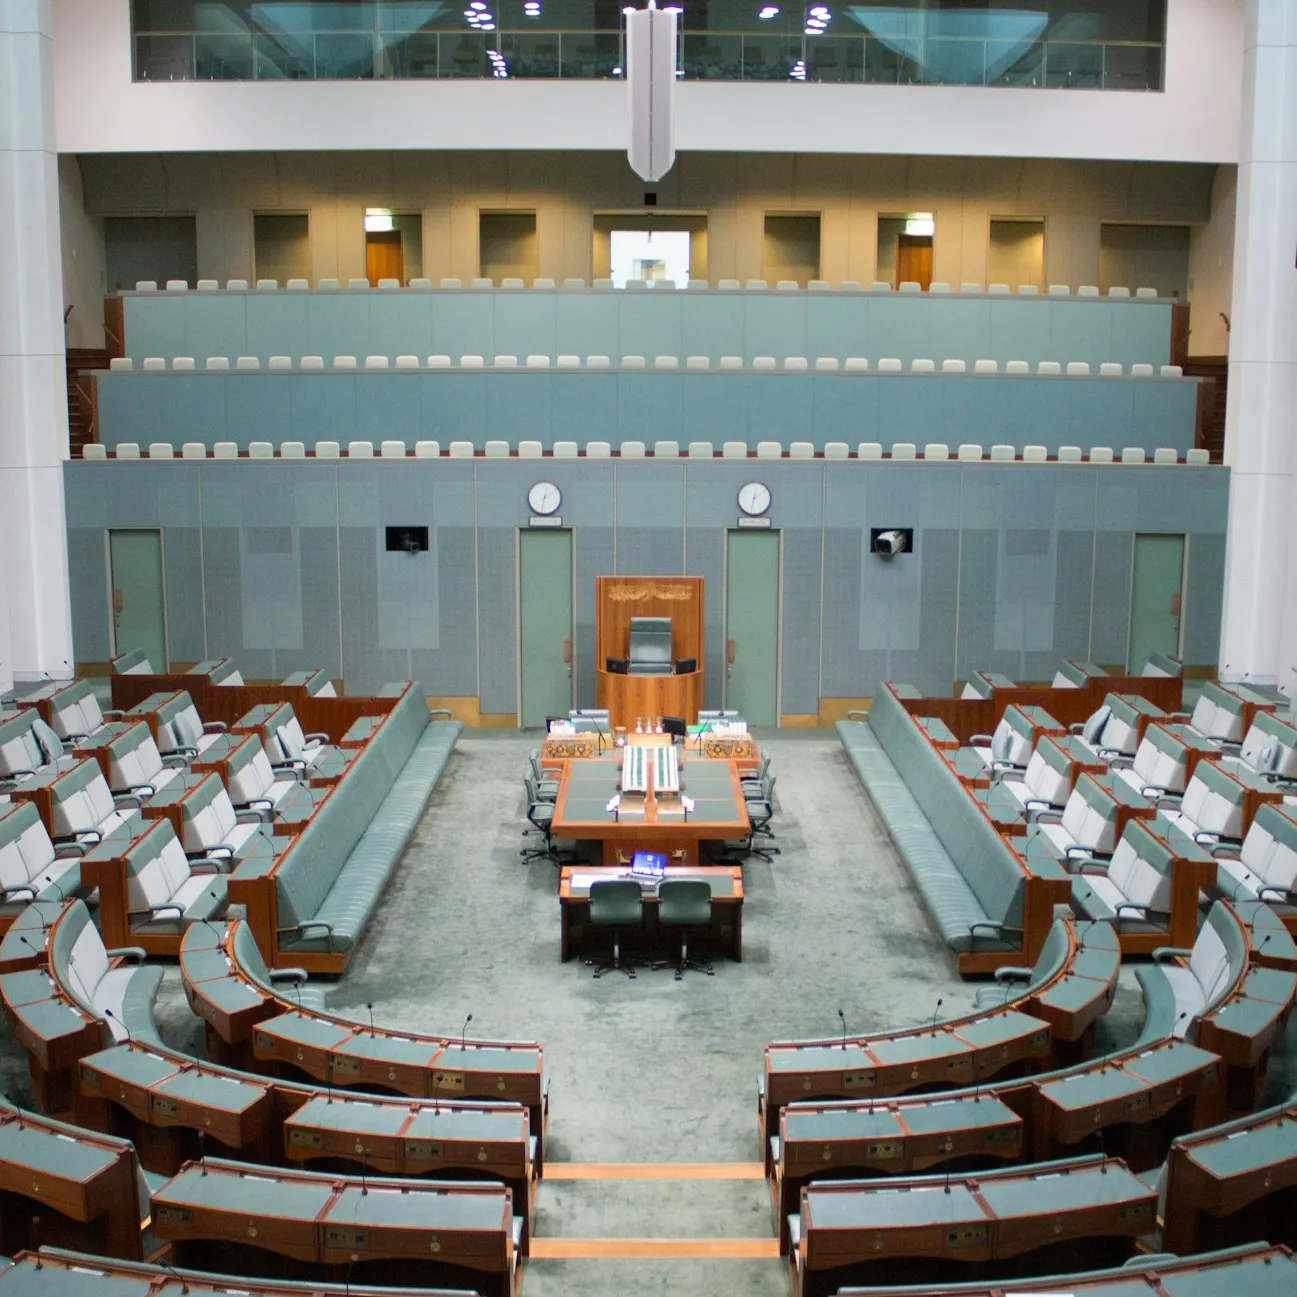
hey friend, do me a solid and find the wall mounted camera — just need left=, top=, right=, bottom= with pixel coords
left=871, top=527, right=913, bottom=558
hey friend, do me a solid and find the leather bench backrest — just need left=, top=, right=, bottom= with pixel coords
left=1063, top=775, right=1119, bottom=854
left=1239, top=710, right=1297, bottom=778
left=1027, top=742, right=1071, bottom=806
left=273, top=687, right=430, bottom=926
left=49, top=680, right=105, bottom=740
left=0, top=710, right=47, bottom=775
left=1244, top=804, right=1297, bottom=892
left=123, top=822, right=191, bottom=912
left=1191, top=684, right=1246, bottom=743
left=107, top=726, right=164, bottom=791
left=225, top=737, right=273, bottom=802
left=1107, top=831, right=1173, bottom=911
left=180, top=776, right=239, bottom=851
left=1191, top=902, right=1245, bottom=1008
left=0, top=803, right=54, bottom=891
left=50, top=762, right=116, bottom=836
left=1134, top=725, right=1188, bottom=793
left=231, top=917, right=274, bottom=989
left=1181, top=762, right=1245, bottom=838
left=111, top=647, right=153, bottom=674
left=50, top=899, right=101, bottom=1010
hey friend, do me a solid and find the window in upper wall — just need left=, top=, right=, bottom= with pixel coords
left=877, top=213, right=933, bottom=290
left=254, top=213, right=310, bottom=285
left=1099, top=223, right=1189, bottom=300
left=609, top=230, right=691, bottom=289
left=480, top=212, right=538, bottom=284
left=763, top=214, right=821, bottom=287
left=104, top=216, right=198, bottom=292
left=593, top=214, right=708, bottom=284
left=130, top=0, right=1166, bottom=87
left=988, top=218, right=1044, bottom=292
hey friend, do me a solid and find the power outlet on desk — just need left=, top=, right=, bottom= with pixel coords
left=325, top=1226, right=368, bottom=1249
left=331, top=1056, right=361, bottom=1079
left=288, top=1129, right=322, bottom=1149
left=865, top=1140, right=902, bottom=1161
left=405, top=1140, right=442, bottom=1161
left=842, top=1070, right=876, bottom=1090
left=946, top=1224, right=988, bottom=1249
left=433, top=1071, right=466, bottom=1092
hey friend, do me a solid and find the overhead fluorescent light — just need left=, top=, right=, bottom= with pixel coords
left=365, top=209, right=395, bottom=233
left=905, top=216, right=935, bottom=236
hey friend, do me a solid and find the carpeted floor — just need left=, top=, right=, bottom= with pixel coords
left=7, top=725, right=1297, bottom=1296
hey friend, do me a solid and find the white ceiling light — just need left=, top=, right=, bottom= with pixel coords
left=758, top=5, right=779, bottom=15
left=365, top=208, right=395, bottom=233
left=904, top=215, right=935, bottom=236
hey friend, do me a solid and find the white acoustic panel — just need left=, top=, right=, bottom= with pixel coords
left=625, top=5, right=677, bottom=182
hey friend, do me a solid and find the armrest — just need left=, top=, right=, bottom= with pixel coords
left=1153, top=946, right=1192, bottom=964
left=202, top=721, right=228, bottom=734
left=102, top=710, right=125, bottom=721
left=112, top=793, right=142, bottom=809
left=135, top=903, right=183, bottom=921
left=968, top=733, right=993, bottom=746
left=845, top=710, right=869, bottom=720
left=304, top=732, right=330, bottom=745
left=1194, top=831, right=1238, bottom=847
left=1032, top=810, right=1063, bottom=826
left=126, top=783, right=156, bottom=799
left=1107, top=755, right=1134, bottom=769
left=234, top=810, right=266, bottom=825
left=993, top=965, right=1033, bottom=985
left=1065, top=843, right=1101, bottom=859
left=1153, top=793, right=1183, bottom=809
left=1115, top=902, right=1162, bottom=921
left=1075, top=860, right=1111, bottom=875
left=106, top=946, right=148, bottom=964
left=1068, top=722, right=1085, bottom=734
left=190, top=857, right=233, bottom=874
left=429, top=709, right=453, bottom=720
left=1, top=886, right=37, bottom=903
left=160, top=754, right=190, bottom=769
left=268, top=966, right=309, bottom=986
left=278, top=920, right=334, bottom=953
left=969, top=921, right=1022, bottom=945
left=272, top=758, right=307, bottom=773
left=53, top=844, right=85, bottom=859
left=1211, top=844, right=1241, bottom=859
left=1258, top=885, right=1293, bottom=905
left=990, top=769, right=1024, bottom=786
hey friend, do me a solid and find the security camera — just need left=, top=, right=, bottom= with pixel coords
left=874, top=529, right=910, bottom=558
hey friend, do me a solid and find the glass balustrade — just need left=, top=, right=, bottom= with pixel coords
left=129, top=1, right=1165, bottom=89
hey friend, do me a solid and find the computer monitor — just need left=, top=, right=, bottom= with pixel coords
left=605, top=657, right=629, bottom=675
left=675, top=657, right=697, bottom=675
left=661, top=715, right=687, bottom=741
left=630, top=850, right=667, bottom=880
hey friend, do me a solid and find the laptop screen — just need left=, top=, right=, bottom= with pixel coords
left=630, top=850, right=667, bottom=879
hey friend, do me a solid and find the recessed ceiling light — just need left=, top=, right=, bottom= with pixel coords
left=622, top=5, right=636, bottom=13
left=809, top=5, right=829, bottom=14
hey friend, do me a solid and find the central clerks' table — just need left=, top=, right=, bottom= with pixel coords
left=550, top=754, right=749, bottom=865
left=559, top=865, right=744, bottom=961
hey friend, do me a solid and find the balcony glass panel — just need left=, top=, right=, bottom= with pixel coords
left=131, top=0, right=1165, bottom=89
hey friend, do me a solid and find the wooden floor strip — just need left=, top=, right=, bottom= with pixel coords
left=528, top=1238, right=780, bottom=1260
left=543, top=1162, right=765, bottom=1181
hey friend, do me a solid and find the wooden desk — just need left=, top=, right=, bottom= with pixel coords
left=558, top=865, right=744, bottom=962
left=792, top=1156, right=1155, bottom=1297
left=551, top=755, right=748, bottom=865
left=775, top=1094, right=1022, bottom=1250
left=152, top=1157, right=518, bottom=1297
left=596, top=667, right=702, bottom=732
left=1161, top=1099, right=1297, bottom=1254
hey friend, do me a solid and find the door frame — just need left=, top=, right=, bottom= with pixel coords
left=515, top=526, right=577, bottom=728
left=104, top=527, right=170, bottom=666
left=1125, top=531, right=1188, bottom=668
left=721, top=527, right=784, bottom=726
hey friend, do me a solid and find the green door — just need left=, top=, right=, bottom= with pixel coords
left=108, top=529, right=168, bottom=670
left=519, top=529, right=574, bottom=726
left=725, top=530, right=781, bottom=726
left=1127, top=533, right=1185, bottom=672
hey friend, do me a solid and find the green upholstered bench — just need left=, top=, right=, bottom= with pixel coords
left=110, top=646, right=154, bottom=675
left=229, top=685, right=461, bottom=972
left=840, top=688, right=1071, bottom=973
left=0, top=801, right=87, bottom=914
left=1143, top=649, right=1183, bottom=677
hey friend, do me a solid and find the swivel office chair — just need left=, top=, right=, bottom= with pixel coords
left=521, top=776, right=558, bottom=863
left=656, top=879, right=714, bottom=979
left=744, top=774, right=780, bottom=863
left=528, top=751, right=559, bottom=802
left=585, top=879, right=644, bottom=978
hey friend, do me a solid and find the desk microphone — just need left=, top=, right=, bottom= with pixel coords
left=17, top=936, right=44, bottom=969
left=1094, top=1126, right=1108, bottom=1172
left=461, top=1013, right=473, bottom=1060
left=159, top=1259, right=191, bottom=1293
left=294, top=982, right=304, bottom=1017
left=838, top=1008, right=848, bottom=1051
left=366, top=1001, right=376, bottom=1037
left=197, top=1130, right=208, bottom=1175
left=359, top=1148, right=370, bottom=1195
left=29, top=1216, right=40, bottom=1266
left=197, top=895, right=225, bottom=949
left=930, top=997, right=943, bottom=1035
left=1255, top=933, right=1272, bottom=963
left=345, top=1252, right=357, bottom=1296
left=103, top=1009, right=132, bottom=1048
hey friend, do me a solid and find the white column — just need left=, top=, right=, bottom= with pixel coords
left=0, top=0, right=75, bottom=691
left=1218, top=0, right=1297, bottom=688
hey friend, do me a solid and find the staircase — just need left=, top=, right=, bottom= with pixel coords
left=1182, top=356, right=1228, bottom=464
left=65, top=348, right=109, bottom=456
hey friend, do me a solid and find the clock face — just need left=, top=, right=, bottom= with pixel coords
left=737, top=482, right=771, bottom=516
left=528, top=481, right=562, bottom=515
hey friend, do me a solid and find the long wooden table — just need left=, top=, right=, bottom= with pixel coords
left=558, top=864, right=744, bottom=962
left=550, top=753, right=749, bottom=865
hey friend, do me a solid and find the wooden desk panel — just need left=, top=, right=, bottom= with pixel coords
left=595, top=669, right=703, bottom=732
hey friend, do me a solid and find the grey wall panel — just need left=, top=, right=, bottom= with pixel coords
left=64, top=461, right=1230, bottom=711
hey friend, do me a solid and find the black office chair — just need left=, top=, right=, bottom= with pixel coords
left=745, top=774, right=780, bottom=863
left=521, top=776, right=558, bottom=863
left=528, top=752, right=558, bottom=802
left=656, top=879, right=714, bottom=979
left=585, top=879, right=644, bottom=978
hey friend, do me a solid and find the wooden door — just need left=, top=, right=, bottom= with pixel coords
left=896, top=234, right=933, bottom=290
left=366, top=231, right=403, bottom=286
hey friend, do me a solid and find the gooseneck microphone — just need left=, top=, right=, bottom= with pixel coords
left=367, top=1001, right=376, bottom=1036
left=838, top=1008, right=848, bottom=1051
left=103, top=1008, right=132, bottom=1047
left=930, top=997, right=943, bottom=1035
left=461, top=1013, right=473, bottom=1058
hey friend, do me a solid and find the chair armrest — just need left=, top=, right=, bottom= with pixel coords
left=234, top=809, right=266, bottom=825
left=1075, top=860, right=1111, bottom=875
left=1115, top=902, right=1162, bottom=921
left=993, top=965, right=1033, bottom=984
left=1065, top=843, right=1102, bottom=859
left=1107, top=755, right=1134, bottom=769
left=1211, top=844, right=1242, bottom=859
left=991, top=769, right=1024, bottom=786
left=279, top=921, right=334, bottom=952
left=53, top=843, right=85, bottom=859
left=1258, top=885, right=1293, bottom=905
left=268, top=966, right=309, bottom=986
left=1194, top=831, right=1238, bottom=847
left=429, top=709, right=453, bottom=719
left=1153, top=946, right=1192, bottom=964
left=190, top=857, right=233, bottom=874
left=1068, top=722, right=1085, bottom=734
left=106, top=946, right=148, bottom=964
left=968, top=734, right=993, bottom=746
left=2, top=886, right=37, bottom=903
left=272, top=758, right=307, bottom=773
left=112, top=793, right=142, bottom=809
left=138, top=904, right=183, bottom=922
left=1153, top=793, right=1183, bottom=809
left=304, top=732, right=330, bottom=745
left=1032, top=810, right=1063, bottom=826
left=202, top=721, right=228, bottom=734
left=161, top=754, right=190, bottom=769
left=103, top=710, right=125, bottom=721
left=126, top=782, right=156, bottom=799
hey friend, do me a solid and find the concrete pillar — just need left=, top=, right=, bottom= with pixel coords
left=0, top=0, right=75, bottom=691
left=1218, top=0, right=1297, bottom=687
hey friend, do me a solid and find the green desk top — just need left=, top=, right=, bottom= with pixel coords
left=323, top=1182, right=507, bottom=1232
left=195, top=978, right=265, bottom=1016
left=1094, top=772, right=1158, bottom=810
left=125, top=692, right=177, bottom=714
left=290, top=1097, right=408, bottom=1138
left=1036, top=972, right=1114, bottom=1016
left=258, top=1013, right=352, bottom=1049
left=158, top=1163, right=334, bottom=1216
left=0, top=1259, right=151, bottom=1296
left=1187, top=1112, right=1297, bottom=1180
left=72, top=723, right=138, bottom=755
left=0, top=1119, right=120, bottom=1181
left=405, top=1107, right=526, bottom=1142
left=144, top=773, right=209, bottom=809
left=1018, top=706, right=1062, bottom=728
left=1071, top=945, right=1123, bottom=981
left=155, top=1070, right=266, bottom=1114
left=334, top=1032, right=440, bottom=1068
left=768, top=1045, right=870, bottom=1073
left=0, top=969, right=58, bottom=1007
left=179, top=947, right=233, bottom=984
left=341, top=716, right=384, bottom=742
left=1040, top=1066, right=1146, bottom=1113
left=377, top=682, right=409, bottom=698
left=11, top=998, right=96, bottom=1043
left=950, top=747, right=989, bottom=779
left=1123, top=1041, right=1217, bottom=1086
left=915, top=716, right=957, bottom=743
left=1210, top=995, right=1286, bottom=1039
left=83, top=1047, right=176, bottom=1090
left=955, top=1012, right=1045, bottom=1050
left=436, top=1045, right=541, bottom=1073
left=807, top=1180, right=981, bottom=1228
left=1241, top=967, right=1297, bottom=1005
left=784, top=1107, right=902, bottom=1142
left=869, top=1032, right=968, bottom=1068
left=978, top=1161, right=1148, bottom=1217
left=234, top=704, right=282, bottom=727
left=187, top=660, right=229, bottom=676
left=900, top=1096, right=1019, bottom=1137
